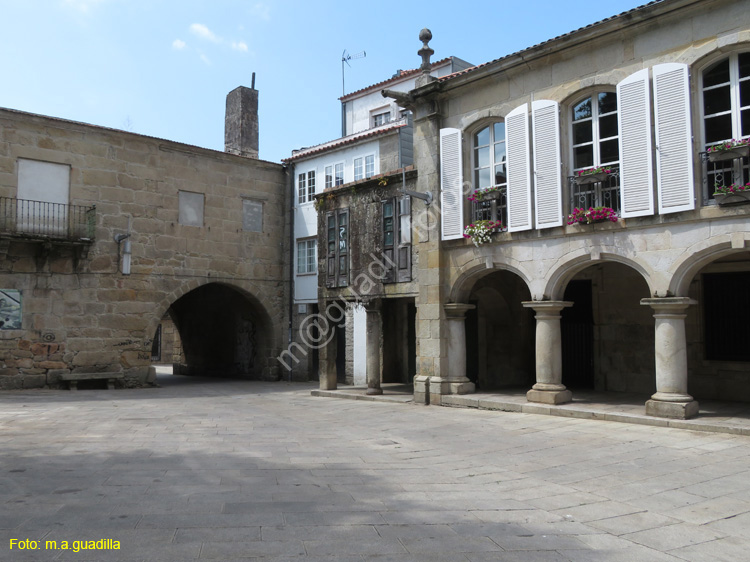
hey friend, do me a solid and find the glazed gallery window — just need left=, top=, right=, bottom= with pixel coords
left=570, top=92, right=621, bottom=213
left=325, top=209, right=349, bottom=287
left=702, top=53, right=750, bottom=146
left=324, top=163, right=344, bottom=189
left=372, top=111, right=391, bottom=127
left=571, top=92, right=620, bottom=172
left=471, top=123, right=507, bottom=224
left=296, top=239, right=317, bottom=275
left=297, top=170, right=316, bottom=204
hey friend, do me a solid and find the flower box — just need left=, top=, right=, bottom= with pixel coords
left=576, top=171, right=610, bottom=185
left=708, top=145, right=750, bottom=162
left=714, top=191, right=750, bottom=206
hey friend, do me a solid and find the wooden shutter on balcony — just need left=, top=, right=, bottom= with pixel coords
left=397, top=195, right=412, bottom=283
left=653, top=63, right=695, bottom=214
left=532, top=100, right=563, bottom=229
left=618, top=69, right=655, bottom=218
left=325, top=211, right=336, bottom=288
left=506, top=103, right=532, bottom=232
left=440, top=128, right=464, bottom=240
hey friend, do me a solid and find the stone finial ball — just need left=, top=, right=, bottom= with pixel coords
left=419, top=29, right=432, bottom=43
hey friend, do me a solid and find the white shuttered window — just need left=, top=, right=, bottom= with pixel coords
left=532, top=100, right=563, bottom=228
left=653, top=63, right=695, bottom=214
left=618, top=69, right=655, bottom=217
left=440, top=128, right=464, bottom=240
left=506, top=103, right=532, bottom=232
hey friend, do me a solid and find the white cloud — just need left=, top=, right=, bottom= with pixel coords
left=231, top=41, right=248, bottom=53
left=199, top=54, right=211, bottom=66
left=251, top=3, right=270, bottom=21
left=190, top=23, right=220, bottom=43
left=172, top=39, right=186, bottom=50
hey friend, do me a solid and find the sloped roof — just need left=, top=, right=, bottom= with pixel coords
left=437, top=0, right=667, bottom=85
left=283, top=120, right=406, bottom=163
left=339, top=57, right=454, bottom=101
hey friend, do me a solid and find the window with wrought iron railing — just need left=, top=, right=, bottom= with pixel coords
left=568, top=165, right=621, bottom=214
left=0, top=197, right=95, bottom=241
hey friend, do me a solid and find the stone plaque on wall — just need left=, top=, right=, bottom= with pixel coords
left=0, top=290, right=22, bottom=330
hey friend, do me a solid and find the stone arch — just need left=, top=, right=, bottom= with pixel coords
left=669, top=236, right=750, bottom=296
left=141, top=279, right=281, bottom=380
left=449, top=255, right=534, bottom=304
left=545, top=248, right=656, bottom=300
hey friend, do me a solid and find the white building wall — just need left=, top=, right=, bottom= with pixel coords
left=293, top=140, right=380, bottom=303
left=352, top=305, right=367, bottom=385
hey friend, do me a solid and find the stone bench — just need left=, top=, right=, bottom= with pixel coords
left=59, top=372, right=124, bottom=390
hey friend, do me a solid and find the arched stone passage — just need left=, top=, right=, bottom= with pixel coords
left=158, top=282, right=277, bottom=380
left=464, top=269, right=535, bottom=390
left=559, top=261, right=654, bottom=394
left=683, top=250, right=750, bottom=402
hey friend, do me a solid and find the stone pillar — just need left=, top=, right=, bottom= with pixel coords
left=522, top=301, right=573, bottom=405
left=318, top=315, right=337, bottom=390
left=430, top=303, right=476, bottom=402
left=365, top=301, right=382, bottom=395
left=641, top=297, right=699, bottom=419
left=225, top=84, right=259, bottom=158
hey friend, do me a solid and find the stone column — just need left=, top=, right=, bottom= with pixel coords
left=432, top=303, right=476, bottom=398
left=318, top=308, right=337, bottom=390
left=365, top=301, right=382, bottom=395
left=641, top=297, right=698, bottom=419
left=522, top=301, right=573, bottom=405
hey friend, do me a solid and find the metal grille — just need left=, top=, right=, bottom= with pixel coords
left=701, top=152, right=750, bottom=202
left=568, top=165, right=621, bottom=214
left=470, top=187, right=507, bottom=227
left=0, top=197, right=96, bottom=240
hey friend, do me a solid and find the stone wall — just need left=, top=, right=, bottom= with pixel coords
left=0, top=108, right=288, bottom=389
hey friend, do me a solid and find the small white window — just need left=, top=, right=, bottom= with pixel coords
left=365, top=155, right=375, bottom=179
left=297, top=239, right=317, bottom=274
left=354, top=157, right=363, bottom=181
left=179, top=191, right=204, bottom=226
left=372, top=111, right=391, bottom=127
left=297, top=170, right=316, bottom=203
left=335, top=163, right=344, bottom=186
left=324, top=166, right=333, bottom=189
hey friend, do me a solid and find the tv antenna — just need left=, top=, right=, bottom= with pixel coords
left=342, top=49, right=366, bottom=96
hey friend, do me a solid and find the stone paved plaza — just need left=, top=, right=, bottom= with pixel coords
left=2, top=377, right=750, bottom=561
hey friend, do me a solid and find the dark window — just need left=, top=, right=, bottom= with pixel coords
left=381, top=196, right=411, bottom=283
left=325, top=209, right=349, bottom=287
left=703, top=272, right=750, bottom=361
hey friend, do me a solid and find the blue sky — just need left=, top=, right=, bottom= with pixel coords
left=1, top=0, right=648, bottom=164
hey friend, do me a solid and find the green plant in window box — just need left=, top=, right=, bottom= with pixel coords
left=467, top=186, right=502, bottom=202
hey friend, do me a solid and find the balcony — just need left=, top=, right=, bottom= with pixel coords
left=701, top=149, right=750, bottom=204
left=0, top=197, right=96, bottom=241
left=568, top=165, right=621, bottom=215
left=470, top=186, right=507, bottom=227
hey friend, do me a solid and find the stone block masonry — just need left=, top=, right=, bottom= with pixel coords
left=0, top=108, right=288, bottom=388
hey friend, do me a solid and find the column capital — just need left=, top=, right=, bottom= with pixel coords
left=641, top=297, right=697, bottom=314
left=522, top=301, right=573, bottom=315
left=443, top=303, right=475, bottom=318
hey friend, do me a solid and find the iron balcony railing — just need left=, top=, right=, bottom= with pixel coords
left=470, top=186, right=508, bottom=228
left=0, top=197, right=96, bottom=241
left=701, top=150, right=750, bottom=202
left=568, top=165, right=621, bottom=215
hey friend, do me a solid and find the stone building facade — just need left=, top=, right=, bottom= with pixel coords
left=0, top=104, right=288, bottom=389
left=317, top=0, right=750, bottom=420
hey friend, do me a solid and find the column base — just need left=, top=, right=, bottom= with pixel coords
left=366, top=387, right=383, bottom=396
left=527, top=388, right=572, bottom=405
left=645, top=399, right=699, bottom=419
left=413, top=376, right=430, bottom=405
left=427, top=377, right=475, bottom=405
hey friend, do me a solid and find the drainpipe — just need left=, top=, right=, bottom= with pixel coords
left=287, top=163, right=295, bottom=382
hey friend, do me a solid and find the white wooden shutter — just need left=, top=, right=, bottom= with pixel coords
left=506, top=103, right=532, bottom=232
left=440, top=128, right=464, bottom=240
left=532, top=100, right=563, bottom=229
left=617, top=68, right=654, bottom=218
left=653, top=63, right=695, bottom=214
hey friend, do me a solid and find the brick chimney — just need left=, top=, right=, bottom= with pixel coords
left=224, top=74, right=259, bottom=158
